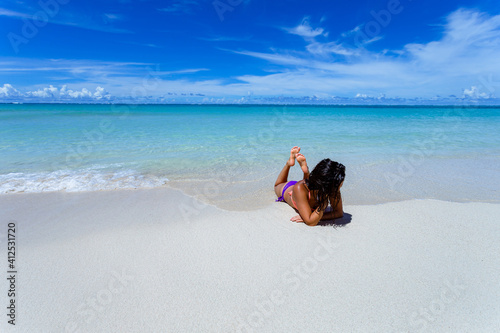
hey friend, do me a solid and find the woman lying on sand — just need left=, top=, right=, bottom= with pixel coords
left=274, top=146, right=345, bottom=226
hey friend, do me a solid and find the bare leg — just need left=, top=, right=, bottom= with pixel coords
left=274, top=146, right=300, bottom=186
left=296, top=153, right=310, bottom=180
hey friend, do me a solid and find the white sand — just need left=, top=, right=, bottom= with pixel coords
left=0, top=188, right=499, bottom=332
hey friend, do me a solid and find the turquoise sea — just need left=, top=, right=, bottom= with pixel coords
left=0, top=104, right=499, bottom=209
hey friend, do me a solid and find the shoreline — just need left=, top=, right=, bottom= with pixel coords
left=0, top=182, right=498, bottom=211
left=1, top=188, right=499, bottom=331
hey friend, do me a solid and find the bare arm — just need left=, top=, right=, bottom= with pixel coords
left=292, top=183, right=323, bottom=226
left=291, top=191, right=343, bottom=224
left=320, top=191, right=343, bottom=220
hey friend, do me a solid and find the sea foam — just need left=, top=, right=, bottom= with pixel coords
left=0, top=168, right=169, bottom=194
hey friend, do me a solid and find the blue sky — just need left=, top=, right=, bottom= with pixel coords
left=1, top=0, right=500, bottom=103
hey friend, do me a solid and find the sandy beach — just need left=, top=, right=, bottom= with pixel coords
left=2, top=0, right=500, bottom=330
left=1, top=187, right=499, bottom=332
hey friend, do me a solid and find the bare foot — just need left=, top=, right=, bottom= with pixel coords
left=296, top=153, right=309, bottom=174
left=288, top=146, right=301, bottom=166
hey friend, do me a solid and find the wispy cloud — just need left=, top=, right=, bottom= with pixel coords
left=306, top=41, right=358, bottom=56
left=103, top=13, right=124, bottom=22
left=0, top=58, right=151, bottom=74
left=50, top=17, right=131, bottom=34
left=225, top=9, right=500, bottom=98
left=199, top=35, right=253, bottom=42
left=3, top=8, right=500, bottom=102
left=0, top=7, right=31, bottom=19
left=0, top=5, right=131, bottom=33
left=341, top=24, right=362, bottom=38
left=280, top=16, right=362, bottom=58
left=119, top=41, right=162, bottom=48
left=282, top=17, right=327, bottom=39
left=155, top=68, right=210, bottom=75
left=158, top=0, right=201, bottom=14
left=0, top=58, right=211, bottom=97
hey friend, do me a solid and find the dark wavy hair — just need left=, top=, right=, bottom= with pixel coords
left=305, top=158, right=345, bottom=211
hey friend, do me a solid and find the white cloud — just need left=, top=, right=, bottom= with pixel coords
left=341, top=25, right=362, bottom=38
left=2, top=9, right=500, bottom=102
left=283, top=17, right=326, bottom=39
left=282, top=17, right=362, bottom=58
left=8, top=85, right=112, bottom=101
left=404, top=9, right=500, bottom=72
left=0, top=8, right=31, bottom=19
left=355, top=93, right=369, bottom=98
left=103, top=13, right=123, bottom=21
left=228, top=8, right=500, bottom=98
left=0, top=6, right=130, bottom=34
left=63, top=85, right=110, bottom=100
left=463, top=86, right=492, bottom=99
left=92, top=86, right=111, bottom=99
left=158, top=0, right=200, bottom=14
left=306, top=41, right=357, bottom=56
left=27, top=85, right=59, bottom=98
left=0, top=84, right=21, bottom=97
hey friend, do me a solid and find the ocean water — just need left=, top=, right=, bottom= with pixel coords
left=0, top=104, right=499, bottom=209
